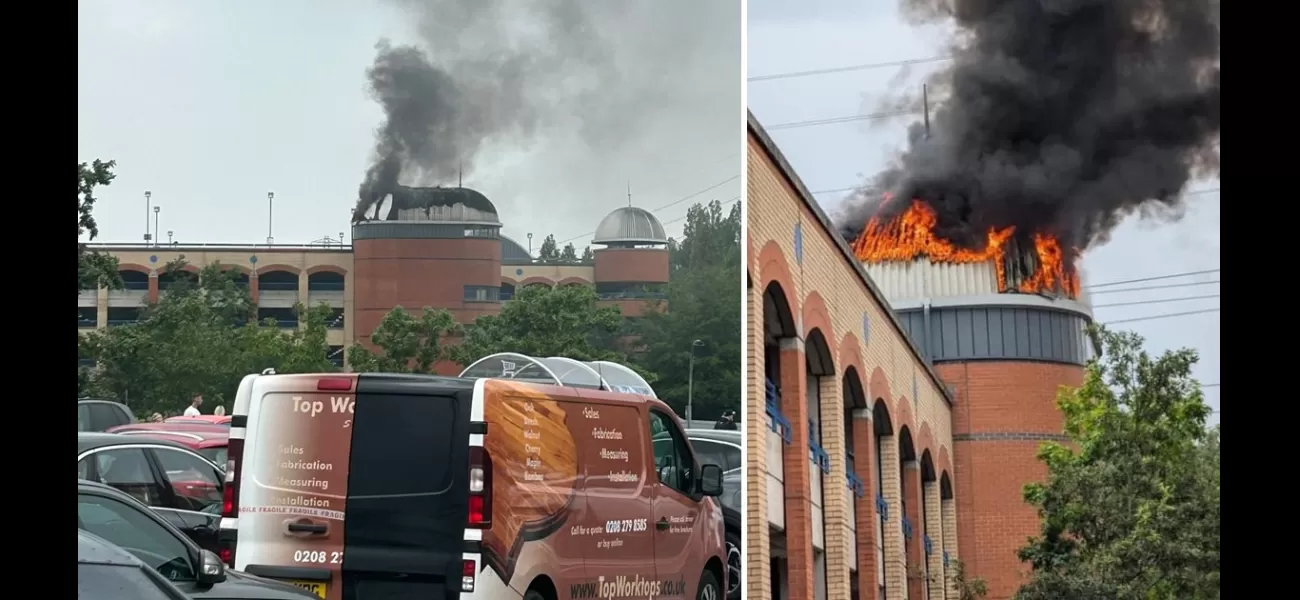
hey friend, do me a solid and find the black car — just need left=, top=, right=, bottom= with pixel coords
left=78, top=479, right=318, bottom=599
left=79, top=399, right=135, bottom=432
left=78, top=432, right=225, bottom=553
left=686, top=428, right=742, bottom=600
left=79, top=529, right=192, bottom=600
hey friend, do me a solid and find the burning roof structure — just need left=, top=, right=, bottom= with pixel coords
left=850, top=195, right=1080, bottom=299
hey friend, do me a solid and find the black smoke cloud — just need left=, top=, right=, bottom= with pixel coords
left=353, top=0, right=619, bottom=221
left=838, top=0, right=1220, bottom=251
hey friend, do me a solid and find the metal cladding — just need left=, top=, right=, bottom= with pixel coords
left=592, top=206, right=668, bottom=246
left=863, top=259, right=1094, bottom=366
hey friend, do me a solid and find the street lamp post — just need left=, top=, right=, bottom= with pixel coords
left=144, top=191, right=152, bottom=243
left=266, top=192, right=275, bottom=245
left=687, top=339, right=704, bottom=424
left=153, top=206, right=161, bottom=248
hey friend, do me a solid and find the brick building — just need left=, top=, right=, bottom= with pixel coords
left=747, top=113, right=1094, bottom=600
left=78, top=188, right=671, bottom=371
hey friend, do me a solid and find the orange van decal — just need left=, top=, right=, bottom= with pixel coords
left=482, top=381, right=580, bottom=582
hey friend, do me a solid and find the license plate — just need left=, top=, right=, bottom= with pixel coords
left=289, top=581, right=327, bottom=598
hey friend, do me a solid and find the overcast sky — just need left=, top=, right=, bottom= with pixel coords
left=77, top=0, right=741, bottom=253
left=748, top=0, right=1220, bottom=424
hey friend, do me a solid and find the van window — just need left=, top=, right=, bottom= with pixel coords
left=647, top=411, right=695, bottom=495
left=347, top=393, right=457, bottom=496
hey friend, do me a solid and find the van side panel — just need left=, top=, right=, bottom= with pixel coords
left=479, top=380, right=586, bottom=594
left=340, top=375, right=471, bottom=598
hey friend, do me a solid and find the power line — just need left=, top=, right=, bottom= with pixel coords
left=748, top=56, right=952, bottom=82
left=1090, top=280, right=1219, bottom=295
left=653, top=175, right=740, bottom=212
left=660, top=196, right=741, bottom=227
left=811, top=186, right=858, bottom=196
left=766, top=109, right=921, bottom=131
left=555, top=177, right=740, bottom=245
left=1101, top=307, right=1219, bottom=325
left=1087, top=268, right=1220, bottom=289
left=1091, top=294, right=1219, bottom=308
left=1201, top=383, right=1220, bottom=388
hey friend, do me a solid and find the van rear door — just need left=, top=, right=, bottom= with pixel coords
left=341, top=374, right=473, bottom=599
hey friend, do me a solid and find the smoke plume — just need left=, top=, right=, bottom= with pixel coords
left=838, top=0, right=1220, bottom=251
left=354, top=0, right=740, bottom=226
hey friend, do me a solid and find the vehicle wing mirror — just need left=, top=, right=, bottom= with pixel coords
left=698, top=463, right=724, bottom=497
left=197, top=549, right=227, bottom=585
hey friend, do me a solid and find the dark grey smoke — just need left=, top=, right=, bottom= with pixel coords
left=353, top=0, right=618, bottom=221
left=838, top=0, right=1220, bottom=251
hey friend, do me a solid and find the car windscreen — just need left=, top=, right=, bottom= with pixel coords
left=77, top=563, right=180, bottom=600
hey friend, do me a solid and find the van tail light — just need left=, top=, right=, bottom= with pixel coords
left=462, top=559, right=476, bottom=592
left=317, top=377, right=353, bottom=391
left=221, top=437, right=244, bottom=519
left=468, top=445, right=492, bottom=529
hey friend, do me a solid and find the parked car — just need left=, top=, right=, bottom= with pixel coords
left=79, top=399, right=135, bottom=432
left=107, top=423, right=231, bottom=466
left=78, top=479, right=318, bottom=599
left=686, top=428, right=743, bottom=600
left=79, top=529, right=191, bottom=600
left=78, top=432, right=225, bottom=553
left=166, top=415, right=233, bottom=426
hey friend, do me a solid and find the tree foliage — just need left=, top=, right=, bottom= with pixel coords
left=78, top=160, right=123, bottom=292
left=581, top=245, right=594, bottom=262
left=628, top=200, right=741, bottom=421
left=346, top=307, right=461, bottom=373
left=538, top=234, right=559, bottom=261
left=451, top=284, right=633, bottom=367
left=79, top=261, right=337, bottom=415
left=560, top=242, right=578, bottom=263
left=949, top=559, right=989, bottom=600
left=1015, top=326, right=1219, bottom=600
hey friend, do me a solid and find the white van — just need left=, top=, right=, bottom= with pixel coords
left=218, top=353, right=728, bottom=600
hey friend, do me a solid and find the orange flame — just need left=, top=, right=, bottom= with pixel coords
left=849, top=199, right=1081, bottom=297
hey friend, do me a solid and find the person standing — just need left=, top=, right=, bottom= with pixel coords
left=183, top=395, right=204, bottom=417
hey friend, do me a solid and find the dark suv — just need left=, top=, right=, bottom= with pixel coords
left=79, top=399, right=135, bottom=432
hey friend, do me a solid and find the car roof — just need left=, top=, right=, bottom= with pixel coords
left=78, top=529, right=147, bottom=567
left=78, top=431, right=195, bottom=454
left=77, top=399, right=129, bottom=407
left=684, top=428, right=742, bottom=445
left=111, top=430, right=228, bottom=448
left=109, top=422, right=229, bottom=434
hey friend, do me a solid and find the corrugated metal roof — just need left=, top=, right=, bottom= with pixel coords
left=593, top=206, right=669, bottom=245
left=862, top=260, right=1001, bottom=303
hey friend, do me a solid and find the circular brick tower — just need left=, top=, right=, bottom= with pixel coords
left=591, top=206, right=670, bottom=317
left=352, top=186, right=504, bottom=349
left=860, top=259, right=1093, bottom=599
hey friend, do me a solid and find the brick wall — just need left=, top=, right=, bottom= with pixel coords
left=748, top=125, right=958, bottom=600
left=938, top=361, right=1083, bottom=600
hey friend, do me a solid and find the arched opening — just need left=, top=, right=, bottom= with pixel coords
left=842, top=368, right=869, bottom=600
left=226, top=270, right=250, bottom=289
left=119, top=270, right=149, bottom=291
left=872, top=400, right=895, bottom=600
left=307, top=271, right=344, bottom=291
left=157, top=269, right=196, bottom=292
left=919, top=450, right=938, bottom=599
left=897, top=426, right=920, bottom=595
left=805, top=329, right=834, bottom=600
left=500, top=282, right=516, bottom=301
left=258, top=270, right=299, bottom=292
left=763, top=281, right=796, bottom=600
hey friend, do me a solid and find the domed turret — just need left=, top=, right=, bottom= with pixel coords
left=592, top=207, right=668, bottom=247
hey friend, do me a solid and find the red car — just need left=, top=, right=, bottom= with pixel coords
left=105, top=423, right=230, bottom=466
left=164, top=414, right=233, bottom=426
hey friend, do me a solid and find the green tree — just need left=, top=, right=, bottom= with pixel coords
left=628, top=200, right=741, bottom=421
left=1015, top=326, right=1219, bottom=600
left=451, top=284, right=635, bottom=367
left=581, top=246, right=594, bottom=262
left=78, top=160, right=123, bottom=292
left=949, top=559, right=988, bottom=600
left=347, top=307, right=461, bottom=373
left=80, top=261, right=337, bottom=415
left=538, top=234, right=560, bottom=262
left=560, top=242, right=578, bottom=263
